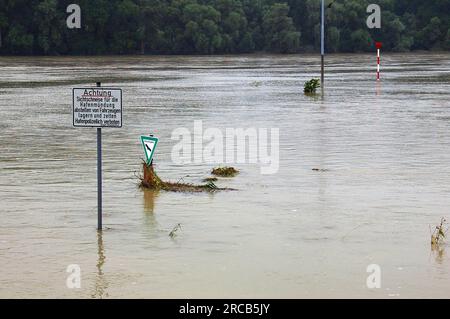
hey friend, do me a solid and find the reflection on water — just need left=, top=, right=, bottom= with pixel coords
left=0, top=53, right=450, bottom=298
left=142, top=189, right=160, bottom=238
left=143, top=189, right=159, bottom=214
left=376, top=81, right=382, bottom=96
left=91, top=231, right=108, bottom=299
left=432, top=245, right=445, bottom=264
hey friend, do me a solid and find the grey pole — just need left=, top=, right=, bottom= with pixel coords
left=321, top=0, right=325, bottom=87
left=96, top=81, right=102, bottom=231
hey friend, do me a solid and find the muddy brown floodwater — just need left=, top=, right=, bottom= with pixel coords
left=0, top=53, right=450, bottom=298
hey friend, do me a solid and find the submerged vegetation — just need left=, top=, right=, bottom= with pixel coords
left=139, top=162, right=233, bottom=192
left=211, top=166, right=239, bottom=177
left=0, top=0, right=449, bottom=55
left=431, top=218, right=447, bottom=261
left=304, top=79, right=320, bottom=94
left=431, top=217, right=448, bottom=247
left=169, top=223, right=182, bottom=238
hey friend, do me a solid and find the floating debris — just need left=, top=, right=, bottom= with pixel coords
left=169, top=223, right=182, bottom=238
left=139, top=162, right=234, bottom=192
left=312, top=168, right=329, bottom=172
left=211, top=166, right=239, bottom=177
left=202, top=177, right=218, bottom=182
left=431, top=217, right=447, bottom=247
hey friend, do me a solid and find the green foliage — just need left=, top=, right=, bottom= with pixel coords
left=327, top=26, right=340, bottom=53
left=34, top=0, right=64, bottom=54
left=445, top=29, right=450, bottom=50
left=211, top=166, right=239, bottom=177
left=304, top=78, right=320, bottom=94
left=5, top=24, right=34, bottom=54
left=0, top=0, right=449, bottom=55
left=350, top=29, right=371, bottom=52
left=263, top=3, right=301, bottom=53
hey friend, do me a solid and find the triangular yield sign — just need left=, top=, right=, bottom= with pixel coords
left=140, top=136, right=159, bottom=165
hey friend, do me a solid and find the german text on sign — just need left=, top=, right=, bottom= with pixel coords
left=73, top=88, right=122, bottom=128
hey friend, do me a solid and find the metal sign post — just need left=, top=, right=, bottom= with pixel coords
left=320, top=0, right=325, bottom=87
left=97, top=126, right=102, bottom=229
left=97, top=81, right=102, bottom=230
left=73, top=83, right=123, bottom=231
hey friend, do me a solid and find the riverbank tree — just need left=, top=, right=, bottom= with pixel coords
left=0, top=0, right=448, bottom=55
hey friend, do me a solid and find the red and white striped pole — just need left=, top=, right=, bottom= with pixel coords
left=375, top=42, right=382, bottom=81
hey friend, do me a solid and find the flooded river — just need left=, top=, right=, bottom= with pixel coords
left=1, top=53, right=450, bottom=298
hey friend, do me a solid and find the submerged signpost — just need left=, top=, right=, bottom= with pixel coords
left=320, top=0, right=325, bottom=86
left=320, top=0, right=336, bottom=88
left=73, top=83, right=122, bottom=230
left=375, top=42, right=382, bottom=81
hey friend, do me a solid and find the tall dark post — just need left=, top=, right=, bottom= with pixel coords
left=96, top=81, right=102, bottom=231
left=321, top=55, right=324, bottom=87
left=320, top=0, right=325, bottom=87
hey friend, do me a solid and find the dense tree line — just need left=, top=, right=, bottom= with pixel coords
left=0, top=0, right=448, bottom=55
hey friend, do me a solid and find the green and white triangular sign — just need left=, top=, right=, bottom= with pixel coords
left=141, top=136, right=159, bottom=165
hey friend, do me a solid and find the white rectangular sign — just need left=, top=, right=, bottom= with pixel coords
left=73, top=88, right=122, bottom=128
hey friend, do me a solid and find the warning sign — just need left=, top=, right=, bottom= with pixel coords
left=141, top=136, right=159, bottom=165
left=73, top=88, right=122, bottom=128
